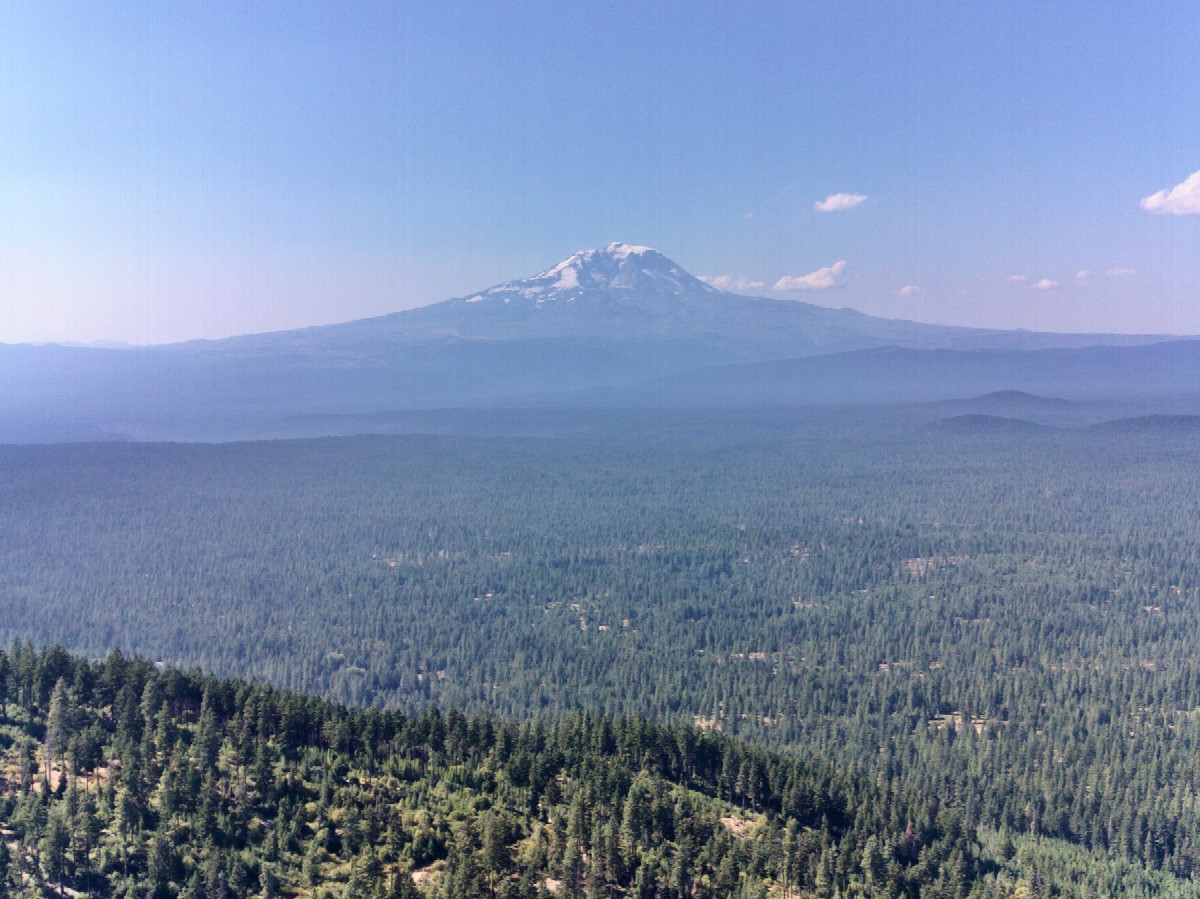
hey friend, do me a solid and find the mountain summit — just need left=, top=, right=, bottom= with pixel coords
left=458, top=243, right=716, bottom=308
left=391, top=241, right=754, bottom=345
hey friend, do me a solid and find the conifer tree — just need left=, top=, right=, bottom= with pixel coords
left=45, top=678, right=73, bottom=789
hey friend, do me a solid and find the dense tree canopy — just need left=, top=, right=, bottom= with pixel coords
left=3, top=417, right=1200, bottom=893
left=1, top=645, right=984, bottom=897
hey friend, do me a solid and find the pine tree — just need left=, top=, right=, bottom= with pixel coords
left=146, top=832, right=173, bottom=899
left=40, top=809, right=70, bottom=897
left=0, top=651, right=10, bottom=721
left=45, top=678, right=74, bottom=789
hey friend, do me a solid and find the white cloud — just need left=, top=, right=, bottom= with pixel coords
left=700, top=275, right=765, bottom=292
left=774, top=261, right=847, bottom=291
left=743, top=211, right=754, bottom=220
left=1106, top=267, right=1136, bottom=276
left=898, top=285, right=921, bottom=296
left=1076, top=270, right=1089, bottom=280
left=1034, top=279, right=1060, bottom=290
left=1141, top=170, right=1200, bottom=215
left=1004, top=275, right=1027, bottom=283
left=814, top=193, right=867, bottom=212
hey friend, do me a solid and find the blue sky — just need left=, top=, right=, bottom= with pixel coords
left=2, top=1, right=1198, bottom=344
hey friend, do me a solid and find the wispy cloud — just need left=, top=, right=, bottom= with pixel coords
left=898, top=285, right=921, bottom=296
left=814, top=193, right=867, bottom=212
left=1034, top=279, right=1060, bottom=290
left=1004, top=275, right=1027, bottom=284
left=700, top=275, right=765, bottom=292
left=1141, top=170, right=1200, bottom=215
left=774, top=261, right=847, bottom=291
left=1106, top=267, right=1136, bottom=277
left=1076, top=270, right=1089, bottom=280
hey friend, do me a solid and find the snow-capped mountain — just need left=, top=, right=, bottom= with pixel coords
left=382, top=242, right=988, bottom=350
left=383, top=242, right=1152, bottom=353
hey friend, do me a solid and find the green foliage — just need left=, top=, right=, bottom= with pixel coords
left=972, top=830, right=1200, bottom=898
left=0, top=646, right=982, bottom=897
left=5, top=422, right=1200, bottom=892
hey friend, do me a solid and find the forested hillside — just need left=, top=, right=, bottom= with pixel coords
left=4, top=417, right=1200, bottom=891
left=1, top=645, right=986, bottom=897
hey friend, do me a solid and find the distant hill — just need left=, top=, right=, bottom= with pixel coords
left=934, top=389, right=1082, bottom=416
left=915, top=413, right=1059, bottom=437
left=597, top=341, right=1200, bottom=408
left=0, top=243, right=1191, bottom=442
left=1090, top=414, right=1200, bottom=434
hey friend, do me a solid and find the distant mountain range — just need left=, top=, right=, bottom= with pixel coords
left=1, top=243, right=1197, bottom=442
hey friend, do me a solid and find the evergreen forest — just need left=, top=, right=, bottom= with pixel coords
left=4, top=412, right=1200, bottom=894
left=0, top=644, right=984, bottom=897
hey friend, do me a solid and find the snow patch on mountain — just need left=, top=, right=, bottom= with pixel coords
left=553, top=264, right=579, bottom=289
left=456, top=243, right=719, bottom=309
left=607, top=242, right=654, bottom=260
